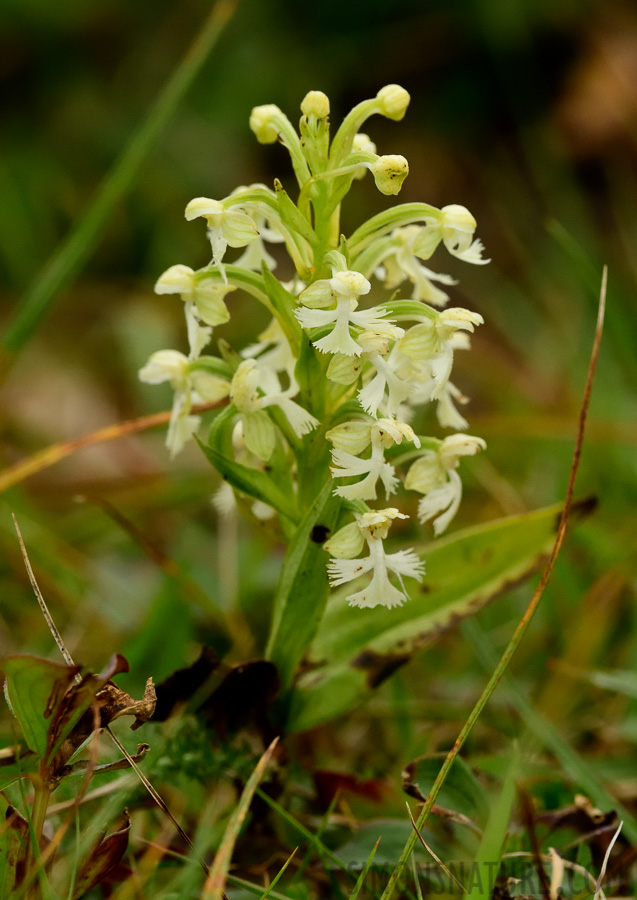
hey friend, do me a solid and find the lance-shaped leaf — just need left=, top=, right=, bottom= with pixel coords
left=286, top=500, right=593, bottom=732
left=201, top=408, right=299, bottom=524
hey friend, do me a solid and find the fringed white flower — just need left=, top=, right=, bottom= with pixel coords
left=375, top=225, right=458, bottom=307
left=230, top=358, right=318, bottom=460
left=398, top=308, right=483, bottom=426
left=295, top=269, right=401, bottom=357
left=326, top=509, right=424, bottom=609
left=327, top=418, right=420, bottom=500
left=405, top=434, right=486, bottom=534
left=412, top=205, right=490, bottom=266
left=357, top=333, right=414, bottom=418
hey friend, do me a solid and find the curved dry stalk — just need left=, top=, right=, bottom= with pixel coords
left=0, top=401, right=226, bottom=494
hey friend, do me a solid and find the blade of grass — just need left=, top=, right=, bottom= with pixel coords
left=0, top=0, right=239, bottom=375
left=350, top=838, right=381, bottom=900
left=380, top=269, right=606, bottom=900
left=463, top=617, right=637, bottom=842
left=254, top=789, right=360, bottom=883
left=259, top=847, right=297, bottom=900
left=201, top=738, right=279, bottom=899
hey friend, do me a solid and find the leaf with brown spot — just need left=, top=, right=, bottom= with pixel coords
left=71, top=810, right=131, bottom=900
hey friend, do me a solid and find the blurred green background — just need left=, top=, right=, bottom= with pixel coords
left=1, top=0, right=637, bottom=773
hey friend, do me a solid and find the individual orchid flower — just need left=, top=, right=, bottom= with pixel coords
left=295, top=269, right=401, bottom=356
left=399, top=307, right=483, bottom=408
left=413, top=205, right=490, bottom=266
left=230, top=358, right=318, bottom=460
left=356, top=332, right=414, bottom=418
left=374, top=225, right=458, bottom=307
left=154, top=264, right=236, bottom=357
left=325, top=508, right=424, bottom=609
left=139, top=350, right=230, bottom=457
left=184, top=197, right=259, bottom=279
left=339, top=150, right=409, bottom=195
left=405, top=434, right=486, bottom=534
left=327, top=418, right=420, bottom=500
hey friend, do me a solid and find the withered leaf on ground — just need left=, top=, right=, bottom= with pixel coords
left=0, top=804, right=30, bottom=895
left=71, top=810, right=131, bottom=900
left=47, top=654, right=155, bottom=778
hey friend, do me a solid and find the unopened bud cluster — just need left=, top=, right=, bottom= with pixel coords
left=140, top=87, right=489, bottom=609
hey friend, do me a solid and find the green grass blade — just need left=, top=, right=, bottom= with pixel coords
left=465, top=744, right=518, bottom=900
left=0, top=0, right=239, bottom=370
left=201, top=738, right=278, bottom=899
left=464, top=617, right=637, bottom=843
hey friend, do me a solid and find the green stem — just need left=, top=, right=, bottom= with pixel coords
left=0, top=0, right=239, bottom=378
left=26, top=780, right=52, bottom=899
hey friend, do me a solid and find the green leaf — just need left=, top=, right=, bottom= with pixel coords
left=465, top=745, right=518, bottom=900
left=198, top=438, right=298, bottom=524
left=266, top=480, right=341, bottom=690
left=286, top=501, right=592, bottom=732
left=261, top=265, right=302, bottom=356
left=0, top=655, right=80, bottom=759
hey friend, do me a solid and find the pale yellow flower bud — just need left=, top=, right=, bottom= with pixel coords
left=154, top=264, right=195, bottom=296
left=352, top=133, right=376, bottom=155
left=370, top=155, right=409, bottom=195
left=376, top=84, right=410, bottom=121
left=301, top=90, right=330, bottom=118
left=249, top=104, right=283, bottom=143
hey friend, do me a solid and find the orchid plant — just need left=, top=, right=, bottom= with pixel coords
left=140, top=85, right=488, bottom=685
